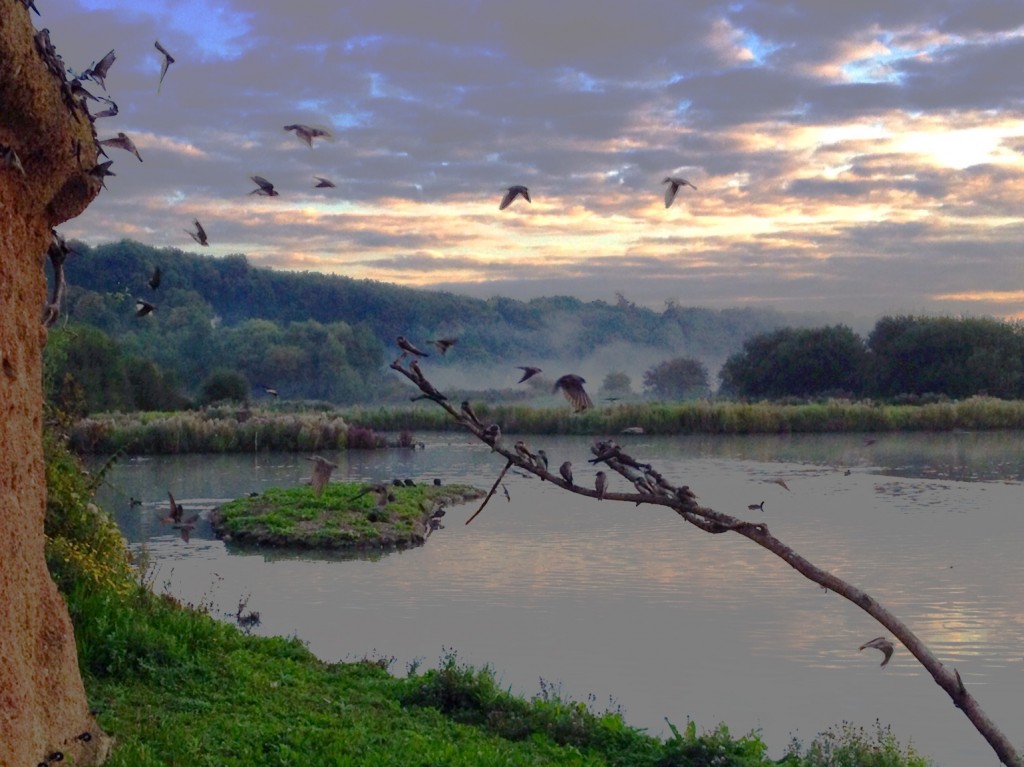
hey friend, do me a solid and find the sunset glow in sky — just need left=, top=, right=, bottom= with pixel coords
left=37, top=0, right=1024, bottom=318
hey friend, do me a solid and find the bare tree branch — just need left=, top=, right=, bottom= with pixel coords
left=390, top=358, right=1023, bottom=767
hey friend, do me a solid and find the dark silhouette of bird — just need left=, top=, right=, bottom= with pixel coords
left=536, top=450, right=549, bottom=472
left=99, top=132, right=143, bottom=162
left=261, top=384, right=279, bottom=397
left=84, top=49, right=116, bottom=90
left=19, top=0, right=40, bottom=15
left=397, top=336, right=429, bottom=357
left=427, top=337, right=457, bottom=355
left=313, top=176, right=336, bottom=188
left=499, top=185, right=530, bottom=210
left=305, top=456, right=337, bottom=496
left=864, top=438, right=877, bottom=446
left=748, top=501, right=765, bottom=512
left=135, top=299, right=155, bottom=317
left=461, top=400, right=482, bottom=427
left=663, top=176, right=697, bottom=208
left=433, top=478, right=442, bottom=486
left=553, top=374, right=593, bottom=412
left=250, top=175, right=279, bottom=196
left=595, top=471, right=607, bottom=500
left=859, top=636, right=895, bottom=667
left=559, top=461, right=573, bottom=485
left=154, top=40, right=174, bottom=93
left=148, top=266, right=161, bottom=290
left=129, top=497, right=142, bottom=507
left=70, top=78, right=100, bottom=104
left=502, top=484, right=511, bottom=502
left=770, top=478, right=791, bottom=491
left=517, top=366, right=542, bottom=383
left=89, top=160, right=116, bottom=188
left=161, top=491, right=185, bottom=524
left=482, top=424, right=501, bottom=447
left=284, top=124, right=333, bottom=148
left=403, top=479, right=415, bottom=487
left=186, top=218, right=208, bottom=246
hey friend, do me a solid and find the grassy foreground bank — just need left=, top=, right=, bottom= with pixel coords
left=45, top=433, right=931, bottom=766
left=69, top=396, right=1024, bottom=454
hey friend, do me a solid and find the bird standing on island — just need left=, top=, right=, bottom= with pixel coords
left=859, top=636, right=895, bottom=667
left=595, top=471, right=607, bottom=500
left=553, top=374, right=593, bottom=412
left=663, top=176, right=697, bottom=208
left=499, top=185, right=530, bottom=210
left=305, top=455, right=337, bottom=496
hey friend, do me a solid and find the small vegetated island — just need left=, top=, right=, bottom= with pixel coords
left=210, top=482, right=485, bottom=550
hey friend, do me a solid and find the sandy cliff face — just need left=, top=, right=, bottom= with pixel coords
left=0, top=3, right=110, bottom=764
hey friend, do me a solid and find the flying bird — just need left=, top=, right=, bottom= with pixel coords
left=859, top=636, right=895, bottom=667
left=161, top=491, right=184, bottom=525
left=559, top=461, right=573, bottom=485
left=99, top=132, right=143, bottom=162
left=261, top=384, right=279, bottom=397
left=427, top=337, right=457, bottom=355
left=89, top=160, right=116, bottom=188
left=396, top=336, right=429, bottom=357
left=770, top=478, right=791, bottom=492
left=313, top=176, right=336, bottom=188
left=502, top=484, right=511, bottom=502
left=135, top=299, right=155, bottom=317
left=553, top=374, right=593, bottom=413
left=84, top=49, right=116, bottom=90
left=148, top=266, right=161, bottom=290
left=748, top=501, right=765, bottom=512
left=284, top=123, right=333, bottom=148
left=305, top=455, right=337, bottom=496
left=516, top=366, right=542, bottom=383
left=249, top=175, right=279, bottom=196
left=186, top=218, right=208, bottom=246
left=154, top=40, right=174, bottom=93
left=499, top=185, right=530, bottom=210
left=595, top=471, right=607, bottom=500
left=663, top=176, right=697, bottom=208
left=92, top=99, right=119, bottom=119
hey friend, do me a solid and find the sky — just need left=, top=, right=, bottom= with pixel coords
left=34, top=0, right=1024, bottom=320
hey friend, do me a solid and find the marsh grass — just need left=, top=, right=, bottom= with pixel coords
left=211, top=482, right=483, bottom=549
left=45, top=431, right=930, bottom=765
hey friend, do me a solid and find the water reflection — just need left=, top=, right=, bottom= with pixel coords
left=91, top=432, right=1024, bottom=766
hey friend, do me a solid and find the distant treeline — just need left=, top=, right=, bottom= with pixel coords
left=719, top=316, right=1024, bottom=400
left=48, top=239, right=788, bottom=411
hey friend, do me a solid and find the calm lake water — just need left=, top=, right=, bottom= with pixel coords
left=91, top=431, right=1024, bottom=766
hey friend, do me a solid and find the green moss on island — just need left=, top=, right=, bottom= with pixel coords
left=210, top=482, right=484, bottom=550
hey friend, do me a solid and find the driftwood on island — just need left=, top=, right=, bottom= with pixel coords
left=389, top=357, right=1024, bottom=767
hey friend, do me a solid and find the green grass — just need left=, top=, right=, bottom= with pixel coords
left=69, top=397, right=1024, bottom=454
left=45, top=429, right=932, bottom=766
left=211, top=482, right=483, bottom=549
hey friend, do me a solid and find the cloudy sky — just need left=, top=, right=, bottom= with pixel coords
left=38, top=0, right=1024, bottom=319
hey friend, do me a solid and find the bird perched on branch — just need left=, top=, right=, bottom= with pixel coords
left=536, top=450, right=549, bottom=473
left=305, top=455, right=337, bottom=496
left=559, top=461, right=573, bottom=485
left=460, top=400, right=482, bottom=427
left=595, top=471, right=607, bottom=500
left=499, top=185, right=530, bottom=210
left=859, top=636, right=894, bottom=667
left=663, top=176, right=697, bottom=208
left=554, top=374, right=593, bottom=412
left=514, top=440, right=537, bottom=464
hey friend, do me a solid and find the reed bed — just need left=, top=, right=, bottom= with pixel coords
left=69, top=397, right=1024, bottom=454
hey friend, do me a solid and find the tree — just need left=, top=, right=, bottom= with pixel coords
left=389, top=358, right=1023, bottom=767
left=643, top=357, right=709, bottom=400
left=199, top=369, right=250, bottom=406
left=599, top=371, right=633, bottom=400
left=719, top=325, right=867, bottom=398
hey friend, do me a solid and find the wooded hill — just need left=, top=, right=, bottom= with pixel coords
left=51, top=239, right=791, bottom=408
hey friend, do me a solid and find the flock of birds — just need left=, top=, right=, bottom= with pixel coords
left=14, top=2, right=897, bottom=671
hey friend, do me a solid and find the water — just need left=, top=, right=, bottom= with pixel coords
left=92, top=431, right=1024, bottom=766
